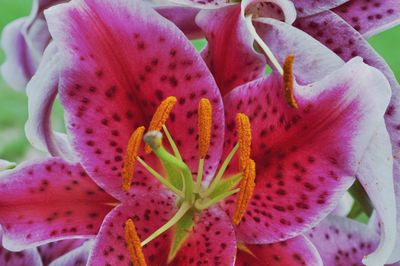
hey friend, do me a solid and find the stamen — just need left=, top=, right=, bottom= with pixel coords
left=196, top=98, right=212, bottom=190
left=124, top=219, right=147, bottom=266
left=122, top=126, right=145, bottom=192
left=283, top=54, right=298, bottom=109
left=245, top=14, right=283, bottom=75
left=145, top=96, right=177, bottom=153
left=233, top=159, right=256, bottom=226
left=236, top=113, right=252, bottom=171
left=198, top=98, right=212, bottom=159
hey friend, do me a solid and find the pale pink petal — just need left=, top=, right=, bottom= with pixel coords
left=38, top=239, right=87, bottom=265
left=236, top=235, right=322, bottom=266
left=45, top=0, right=224, bottom=198
left=48, top=240, right=93, bottom=266
left=0, top=0, right=63, bottom=91
left=166, top=0, right=234, bottom=9
left=0, top=158, right=116, bottom=251
left=355, top=123, right=397, bottom=265
left=88, top=191, right=177, bottom=265
left=197, top=6, right=266, bottom=95
left=307, top=215, right=380, bottom=266
left=331, top=192, right=354, bottom=217
left=169, top=206, right=236, bottom=266
left=221, top=58, right=391, bottom=244
left=25, top=43, right=77, bottom=162
left=242, top=0, right=297, bottom=24
left=0, top=18, right=36, bottom=91
left=0, top=246, right=42, bottom=266
left=333, top=0, right=400, bottom=37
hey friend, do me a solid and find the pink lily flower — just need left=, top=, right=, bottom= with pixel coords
left=194, top=2, right=400, bottom=265
left=0, top=0, right=391, bottom=265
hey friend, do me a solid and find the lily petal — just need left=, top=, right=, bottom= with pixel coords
left=331, top=192, right=354, bottom=217
left=333, top=0, right=400, bottom=37
left=0, top=158, right=115, bottom=251
left=0, top=159, right=16, bottom=171
left=45, top=0, right=224, bottom=199
left=236, top=235, right=323, bottom=266
left=0, top=0, right=62, bottom=91
left=295, top=12, right=400, bottom=262
left=48, top=240, right=93, bottom=266
left=38, top=239, right=87, bottom=265
left=88, top=191, right=177, bottom=265
left=155, top=5, right=202, bottom=39
left=197, top=6, right=266, bottom=95
left=355, top=123, right=396, bottom=266
left=307, top=215, right=380, bottom=266
left=25, top=43, right=77, bottom=162
left=293, top=0, right=348, bottom=17
left=222, top=57, right=391, bottom=244
left=0, top=229, right=43, bottom=266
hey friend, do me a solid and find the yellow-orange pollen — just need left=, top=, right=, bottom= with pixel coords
left=145, top=96, right=177, bottom=153
left=122, top=126, right=145, bottom=192
left=233, top=159, right=256, bottom=225
left=124, top=219, right=147, bottom=266
left=283, top=54, right=298, bottom=109
left=236, top=113, right=252, bottom=171
left=198, top=99, right=212, bottom=159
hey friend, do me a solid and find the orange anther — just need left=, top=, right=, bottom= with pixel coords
left=236, top=113, right=252, bottom=171
left=283, top=54, right=298, bottom=109
left=124, top=219, right=147, bottom=266
left=198, top=98, right=212, bottom=159
left=145, top=96, right=177, bottom=153
left=122, top=126, right=145, bottom=192
left=233, top=159, right=256, bottom=225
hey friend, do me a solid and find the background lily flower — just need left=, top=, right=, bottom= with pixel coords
left=0, top=233, right=93, bottom=266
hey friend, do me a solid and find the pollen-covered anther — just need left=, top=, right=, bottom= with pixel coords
left=236, top=113, right=252, bottom=171
left=125, top=219, right=147, bottom=266
left=145, top=96, right=177, bottom=153
left=198, top=98, right=212, bottom=159
left=122, top=126, right=145, bottom=192
left=233, top=159, right=256, bottom=226
left=283, top=54, right=298, bottom=109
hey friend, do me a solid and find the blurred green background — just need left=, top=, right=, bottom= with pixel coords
left=0, top=0, right=399, bottom=162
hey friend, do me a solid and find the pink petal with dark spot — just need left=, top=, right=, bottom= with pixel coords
left=236, top=235, right=322, bottom=266
left=45, top=0, right=224, bottom=199
left=307, top=215, right=380, bottom=266
left=221, top=58, right=390, bottom=244
left=293, top=0, right=348, bottom=17
left=295, top=12, right=400, bottom=262
left=333, top=0, right=400, bottom=37
left=0, top=158, right=116, bottom=251
left=167, top=0, right=234, bottom=9
left=88, top=191, right=177, bottom=265
left=25, top=43, right=77, bottom=162
left=169, top=206, right=236, bottom=266
left=197, top=6, right=266, bottom=95
left=38, top=239, right=87, bottom=265
left=49, top=239, right=93, bottom=266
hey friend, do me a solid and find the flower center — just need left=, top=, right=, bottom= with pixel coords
left=122, top=96, right=256, bottom=265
